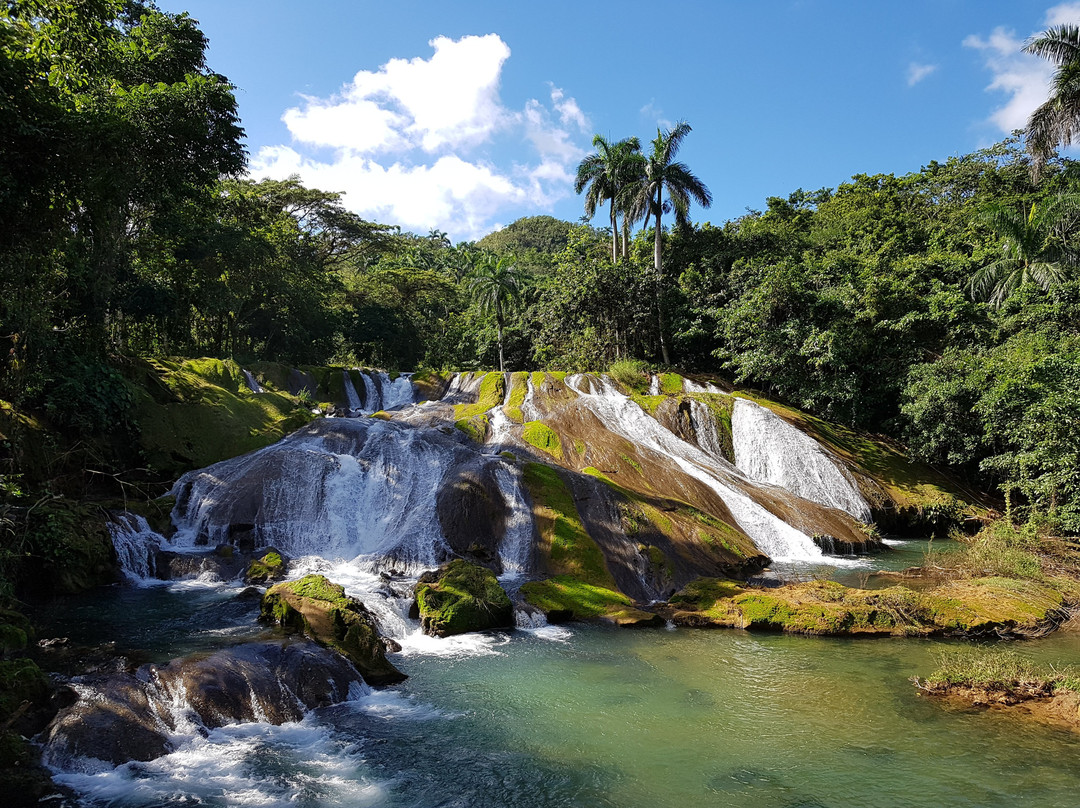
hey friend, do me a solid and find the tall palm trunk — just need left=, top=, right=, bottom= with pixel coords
left=610, top=200, right=618, bottom=263
left=496, top=298, right=505, bottom=372
left=653, top=192, right=671, bottom=365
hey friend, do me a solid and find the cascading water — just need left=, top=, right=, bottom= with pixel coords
left=730, top=398, right=871, bottom=522
left=342, top=371, right=363, bottom=410
left=241, top=369, right=265, bottom=393
left=564, top=374, right=828, bottom=563
left=108, top=514, right=160, bottom=581
left=687, top=399, right=726, bottom=461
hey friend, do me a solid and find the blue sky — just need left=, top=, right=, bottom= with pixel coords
left=161, top=0, right=1080, bottom=242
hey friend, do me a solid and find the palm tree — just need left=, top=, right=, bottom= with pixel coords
left=575, top=135, right=642, bottom=263
left=970, top=196, right=1079, bottom=307
left=468, top=252, right=526, bottom=371
left=1024, top=25, right=1080, bottom=176
left=628, top=121, right=712, bottom=365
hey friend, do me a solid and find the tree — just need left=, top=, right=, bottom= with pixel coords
left=1024, top=25, right=1080, bottom=176
left=629, top=122, right=712, bottom=364
left=575, top=136, right=643, bottom=263
left=468, top=253, right=527, bottom=371
left=969, top=196, right=1079, bottom=307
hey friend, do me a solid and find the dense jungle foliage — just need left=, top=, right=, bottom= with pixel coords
left=2, top=1, right=1080, bottom=545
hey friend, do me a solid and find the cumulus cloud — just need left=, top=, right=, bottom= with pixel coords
left=250, top=34, right=588, bottom=241
left=964, top=4, right=1080, bottom=134
left=907, top=62, right=938, bottom=86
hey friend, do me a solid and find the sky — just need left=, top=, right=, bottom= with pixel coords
left=159, top=0, right=1080, bottom=243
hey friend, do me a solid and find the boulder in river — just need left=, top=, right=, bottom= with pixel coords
left=261, top=575, right=406, bottom=685
left=413, top=559, right=514, bottom=637
left=243, top=548, right=287, bottom=584
left=40, top=640, right=364, bottom=769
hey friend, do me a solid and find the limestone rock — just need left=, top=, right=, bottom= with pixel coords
left=414, top=560, right=513, bottom=637
left=261, top=575, right=406, bottom=685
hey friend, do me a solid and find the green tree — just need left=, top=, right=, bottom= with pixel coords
left=468, top=253, right=527, bottom=371
left=575, top=135, right=643, bottom=263
left=629, top=122, right=712, bottom=364
left=969, top=196, right=1079, bottom=308
left=1024, top=24, right=1080, bottom=175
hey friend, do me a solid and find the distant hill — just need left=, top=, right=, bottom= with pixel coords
left=477, top=215, right=575, bottom=256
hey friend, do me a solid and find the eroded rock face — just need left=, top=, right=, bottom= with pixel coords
left=436, top=461, right=508, bottom=568
left=40, top=640, right=364, bottom=769
left=413, top=560, right=514, bottom=637
left=261, top=575, right=406, bottom=685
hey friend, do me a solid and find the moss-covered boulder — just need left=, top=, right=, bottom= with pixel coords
left=413, top=560, right=513, bottom=637
left=244, top=550, right=287, bottom=585
left=261, top=575, right=405, bottom=685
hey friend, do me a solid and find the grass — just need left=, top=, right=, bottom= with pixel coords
left=926, top=646, right=1080, bottom=696
left=609, top=359, right=650, bottom=394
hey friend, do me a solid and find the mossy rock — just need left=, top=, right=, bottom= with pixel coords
left=413, top=560, right=513, bottom=637
left=521, top=575, right=634, bottom=622
left=0, top=610, right=33, bottom=658
left=261, top=575, right=406, bottom=685
left=522, top=421, right=563, bottom=460
left=20, top=498, right=117, bottom=596
left=244, top=550, right=287, bottom=585
left=661, top=575, right=1069, bottom=638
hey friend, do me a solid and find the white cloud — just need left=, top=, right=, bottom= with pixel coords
left=964, top=4, right=1080, bottom=135
left=907, top=62, right=938, bottom=86
left=252, top=34, right=589, bottom=241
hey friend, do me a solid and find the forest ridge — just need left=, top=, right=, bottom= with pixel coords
left=2, top=2, right=1080, bottom=536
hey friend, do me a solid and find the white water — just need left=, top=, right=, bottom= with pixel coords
left=241, top=369, right=265, bottom=394
left=521, top=375, right=543, bottom=421
left=648, top=374, right=660, bottom=395
left=731, top=398, right=872, bottom=522
left=494, top=463, right=534, bottom=578
left=169, top=419, right=473, bottom=571
left=683, top=378, right=725, bottom=395
left=107, top=514, right=160, bottom=581
left=564, top=374, right=829, bottom=563
left=356, top=371, right=416, bottom=412
left=342, top=371, right=363, bottom=410
left=687, top=399, right=726, bottom=461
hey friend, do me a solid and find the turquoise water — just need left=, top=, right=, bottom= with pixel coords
left=37, top=569, right=1080, bottom=808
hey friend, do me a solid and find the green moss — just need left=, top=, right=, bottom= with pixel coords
left=504, top=372, right=528, bottom=423
left=618, top=454, right=644, bottom=476
left=245, top=551, right=285, bottom=585
left=455, top=415, right=489, bottom=443
left=454, top=372, right=505, bottom=421
left=608, top=360, right=650, bottom=394
left=370, top=410, right=392, bottom=421
left=414, top=560, right=513, bottom=637
left=522, top=421, right=563, bottom=460
left=629, top=394, right=666, bottom=414
left=20, top=498, right=115, bottom=596
left=573, top=439, right=586, bottom=456
left=523, top=463, right=614, bottom=588
left=131, top=357, right=315, bottom=477
left=659, top=373, right=684, bottom=395
left=411, top=369, right=452, bottom=401
left=521, top=575, right=631, bottom=619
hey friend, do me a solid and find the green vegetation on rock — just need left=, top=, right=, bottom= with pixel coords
left=520, top=575, right=631, bottom=620
left=244, top=551, right=286, bottom=585
left=522, top=421, right=563, bottom=460
left=413, top=560, right=513, bottom=637
left=504, top=372, right=529, bottom=423
left=261, top=575, right=406, bottom=685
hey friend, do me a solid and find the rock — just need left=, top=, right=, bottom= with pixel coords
left=243, top=549, right=287, bottom=584
left=40, top=640, right=365, bottom=768
left=261, top=575, right=406, bottom=685
left=812, top=533, right=885, bottom=555
left=413, top=560, right=514, bottom=637
left=154, top=548, right=245, bottom=581
left=600, top=608, right=665, bottom=628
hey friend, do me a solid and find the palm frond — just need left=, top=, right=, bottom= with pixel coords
left=1023, top=25, right=1080, bottom=66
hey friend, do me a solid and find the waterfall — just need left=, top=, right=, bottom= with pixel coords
left=564, top=374, right=827, bottom=562
left=241, top=369, right=264, bottom=394
left=342, top=371, right=363, bottom=410
left=521, top=375, right=543, bottom=421
left=687, top=399, right=726, bottom=461
left=730, top=398, right=871, bottom=522
left=494, top=463, right=533, bottom=578
left=108, top=513, right=160, bottom=581
left=683, top=378, right=725, bottom=395
left=648, top=374, right=660, bottom=395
